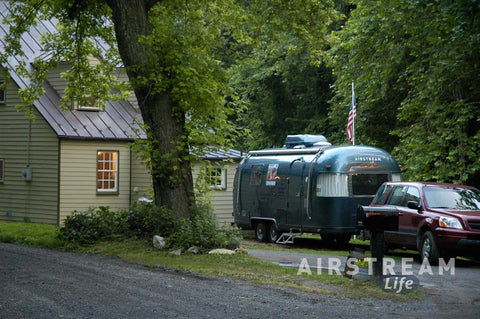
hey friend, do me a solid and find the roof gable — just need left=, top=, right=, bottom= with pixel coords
left=0, top=1, right=241, bottom=159
left=0, top=1, right=146, bottom=141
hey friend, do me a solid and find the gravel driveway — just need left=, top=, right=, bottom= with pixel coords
left=1, top=243, right=479, bottom=318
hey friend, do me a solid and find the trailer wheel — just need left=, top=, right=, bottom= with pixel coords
left=255, top=222, right=267, bottom=242
left=268, top=223, right=281, bottom=243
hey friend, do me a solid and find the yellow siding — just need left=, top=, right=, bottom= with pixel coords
left=192, top=161, right=237, bottom=225
left=0, top=77, right=59, bottom=224
left=59, top=140, right=132, bottom=223
left=130, top=151, right=153, bottom=205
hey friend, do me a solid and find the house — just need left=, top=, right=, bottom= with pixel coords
left=0, top=2, right=242, bottom=226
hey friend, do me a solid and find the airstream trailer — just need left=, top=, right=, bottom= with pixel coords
left=233, top=135, right=402, bottom=245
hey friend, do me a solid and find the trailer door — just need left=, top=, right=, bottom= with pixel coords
left=286, top=160, right=307, bottom=230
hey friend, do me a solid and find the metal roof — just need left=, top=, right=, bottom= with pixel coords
left=0, top=1, right=145, bottom=141
left=0, top=1, right=240, bottom=159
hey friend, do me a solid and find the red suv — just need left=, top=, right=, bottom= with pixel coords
left=370, top=182, right=480, bottom=264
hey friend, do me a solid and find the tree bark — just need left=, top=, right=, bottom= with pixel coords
left=106, top=0, right=194, bottom=219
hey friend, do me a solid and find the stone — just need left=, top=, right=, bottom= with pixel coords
left=169, top=249, right=183, bottom=256
left=208, top=248, right=235, bottom=255
left=152, top=235, right=165, bottom=249
left=187, top=246, right=199, bottom=254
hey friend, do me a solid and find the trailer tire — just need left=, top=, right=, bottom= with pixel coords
left=268, top=223, right=281, bottom=243
left=255, top=222, right=268, bottom=242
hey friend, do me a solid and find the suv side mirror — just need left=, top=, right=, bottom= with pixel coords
left=407, top=201, right=422, bottom=211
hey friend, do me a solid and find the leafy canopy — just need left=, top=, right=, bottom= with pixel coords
left=328, top=0, right=480, bottom=185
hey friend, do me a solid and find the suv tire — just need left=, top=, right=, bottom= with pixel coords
left=420, top=231, right=440, bottom=265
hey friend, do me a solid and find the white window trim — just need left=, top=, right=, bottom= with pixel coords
left=97, top=151, right=119, bottom=194
left=209, top=166, right=227, bottom=190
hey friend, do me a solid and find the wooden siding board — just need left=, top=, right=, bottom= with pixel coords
left=0, top=80, right=59, bottom=225
left=59, top=140, right=132, bottom=223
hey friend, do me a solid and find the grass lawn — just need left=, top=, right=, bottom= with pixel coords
left=0, top=221, right=420, bottom=300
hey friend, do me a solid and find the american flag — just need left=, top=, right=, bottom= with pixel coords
left=347, top=82, right=356, bottom=145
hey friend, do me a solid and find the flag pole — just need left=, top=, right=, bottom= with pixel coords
left=347, top=81, right=357, bottom=145
left=352, top=81, right=355, bottom=145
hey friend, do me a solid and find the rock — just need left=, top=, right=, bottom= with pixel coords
left=187, top=246, right=199, bottom=254
left=152, top=235, right=165, bottom=249
left=208, top=248, right=235, bottom=255
left=169, top=249, right=182, bottom=256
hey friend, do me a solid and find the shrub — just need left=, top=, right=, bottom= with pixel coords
left=58, top=206, right=127, bottom=244
left=126, top=203, right=176, bottom=238
left=166, top=203, right=242, bottom=251
left=57, top=203, right=242, bottom=252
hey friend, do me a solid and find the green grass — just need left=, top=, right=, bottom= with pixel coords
left=0, top=221, right=420, bottom=300
left=0, top=221, right=65, bottom=248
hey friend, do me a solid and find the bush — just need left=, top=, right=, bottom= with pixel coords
left=57, top=203, right=242, bottom=252
left=58, top=206, right=127, bottom=244
left=126, top=203, right=176, bottom=238
left=166, top=203, right=242, bottom=251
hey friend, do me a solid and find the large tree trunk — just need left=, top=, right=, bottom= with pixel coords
left=106, top=0, right=194, bottom=219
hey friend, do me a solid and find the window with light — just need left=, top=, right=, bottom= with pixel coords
left=97, top=151, right=118, bottom=193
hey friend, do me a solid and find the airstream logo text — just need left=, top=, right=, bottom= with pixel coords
left=355, top=157, right=382, bottom=162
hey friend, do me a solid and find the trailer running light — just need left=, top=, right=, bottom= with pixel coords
left=326, top=165, right=331, bottom=170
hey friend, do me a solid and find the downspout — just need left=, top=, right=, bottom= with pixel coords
left=56, top=138, right=61, bottom=226
left=129, top=147, right=132, bottom=207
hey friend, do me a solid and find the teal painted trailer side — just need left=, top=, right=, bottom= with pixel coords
left=233, top=144, right=401, bottom=244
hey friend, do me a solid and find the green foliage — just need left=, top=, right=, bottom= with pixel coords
left=126, top=203, right=176, bottom=239
left=58, top=206, right=128, bottom=244
left=166, top=203, right=242, bottom=251
left=230, top=0, right=342, bottom=150
left=328, top=0, right=480, bottom=186
left=57, top=203, right=241, bottom=251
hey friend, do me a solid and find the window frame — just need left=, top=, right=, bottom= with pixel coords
left=208, top=166, right=227, bottom=190
left=96, top=150, right=119, bottom=194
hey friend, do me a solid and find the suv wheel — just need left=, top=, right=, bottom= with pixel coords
left=420, top=231, right=440, bottom=265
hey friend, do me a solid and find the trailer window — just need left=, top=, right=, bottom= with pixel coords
left=249, top=165, right=264, bottom=186
left=316, top=173, right=348, bottom=197
left=351, top=174, right=388, bottom=196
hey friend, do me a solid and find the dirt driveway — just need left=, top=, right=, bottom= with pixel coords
left=1, top=242, right=479, bottom=318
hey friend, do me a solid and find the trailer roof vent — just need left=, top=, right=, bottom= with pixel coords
left=284, top=134, right=329, bottom=149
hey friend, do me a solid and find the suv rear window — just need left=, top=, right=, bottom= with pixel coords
left=372, top=184, right=393, bottom=204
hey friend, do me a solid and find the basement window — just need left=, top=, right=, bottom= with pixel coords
left=97, top=151, right=118, bottom=193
